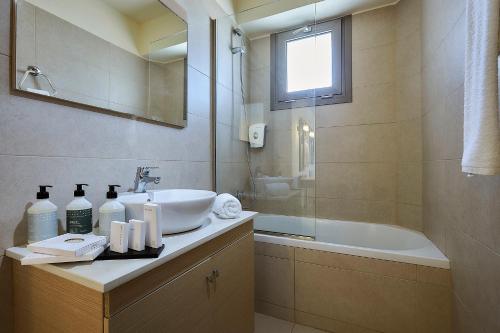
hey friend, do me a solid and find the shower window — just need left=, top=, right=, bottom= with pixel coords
left=270, top=16, right=352, bottom=110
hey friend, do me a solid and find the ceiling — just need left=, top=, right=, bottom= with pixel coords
left=237, top=0, right=399, bottom=38
left=101, top=0, right=172, bottom=23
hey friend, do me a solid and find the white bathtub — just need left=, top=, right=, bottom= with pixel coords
left=254, top=214, right=449, bottom=269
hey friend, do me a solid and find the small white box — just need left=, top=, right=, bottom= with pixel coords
left=144, top=203, right=162, bottom=248
left=128, top=219, right=146, bottom=251
left=110, top=221, right=129, bottom=253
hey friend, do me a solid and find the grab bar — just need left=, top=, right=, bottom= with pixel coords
left=18, top=65, right=57, bottom=96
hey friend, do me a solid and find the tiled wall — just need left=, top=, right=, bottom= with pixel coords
left=255, top=241, right=452, bottom=333
left=0, top=0, right=213, bottom=331
left=419, top=0, right=500, bottom=331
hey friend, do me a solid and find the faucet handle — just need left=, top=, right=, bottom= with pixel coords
left=137, top=166, right=159, bottom=176
left=138, top=166, right=159, bottom=170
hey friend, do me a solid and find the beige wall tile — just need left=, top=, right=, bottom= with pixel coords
left=443, top=13, right=465, bottom=96
left=398, top=120, right=422, bottom=162
left=397, top=203, right=423, bottom=231
left=352, top=6, right=395, bottom=51
left=422, top=160, right=448, bottom=252
left=396, top=0, right=420, bottom=39
left=249, top=36, right=270, bottom=70
left=255, top=254, right=294, bottom=309
left=395, top=29, right=421, bottom=79
left=0, top=0, right=9, bottom=56
left=316, top=124, right=398, bottom=163
left=295, top=261, right=417, bottom=333
left=255, top=242, right=294, bottom=259
left=416, top=283, right=452, bottom=333
left=316, top=83, right=396, bottom=127
left=447, top=227, right=500, bottom=332
left=396, top=73, right=421, bottom=121
left=295, top=248, right=417, bottom=280
left=352, top=44, right=395, bottom=87
left=316, top=162, right=396, bottom=201
left=316, top=198, right=396, bottom=224
left=416, top=266, right=451, bottom=287
left=398, top=163, right=422, bottom=205
left=452, top=295, right=483, bottom=333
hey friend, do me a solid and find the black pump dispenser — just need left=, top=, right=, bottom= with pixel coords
left=37, top=185, right=52, bottom=199
left=74, top=184, right=88, bottom=197
left=106, top=185, right=121, bottom=199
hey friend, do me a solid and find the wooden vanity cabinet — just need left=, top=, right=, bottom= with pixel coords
left=12, top=221, right=254, bottom=333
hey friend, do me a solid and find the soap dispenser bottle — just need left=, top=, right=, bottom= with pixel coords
left=66, top=184, right=93, bottom=234
left=98, top=185, right=125, bottom=237
left=27, top=185, right=58, bottom=243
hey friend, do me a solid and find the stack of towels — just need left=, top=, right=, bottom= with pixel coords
left=213, top=193, right=242, bottom=219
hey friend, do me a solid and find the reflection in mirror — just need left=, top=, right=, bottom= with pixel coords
left=13, top=0, right=188, bottom=127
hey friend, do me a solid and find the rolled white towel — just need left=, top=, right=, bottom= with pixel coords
left=213, top=193, right=242, bottom=219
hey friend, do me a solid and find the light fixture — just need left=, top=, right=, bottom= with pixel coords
left=302, top=124, right=310, bottom=132
left=309, top=131, right=315, bottom=138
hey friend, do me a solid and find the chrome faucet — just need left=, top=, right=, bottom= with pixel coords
left=133, top=167, right=161, bottom=193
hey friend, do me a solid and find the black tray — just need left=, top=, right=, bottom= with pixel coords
left=95, top=244, right=165, bottom=260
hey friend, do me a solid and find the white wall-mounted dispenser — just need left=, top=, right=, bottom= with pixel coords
left=249, top=123, right=266, bottom=148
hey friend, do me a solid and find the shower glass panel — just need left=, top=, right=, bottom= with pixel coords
left=215, top=2, right=319, bottom=238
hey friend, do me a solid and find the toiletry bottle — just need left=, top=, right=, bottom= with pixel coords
left=98, top=185, right=125, bottom=237
left=144, top=203, right=162, bottom=248
left=66, top=184, right=93, bottom=234
left=27, top=185, right=58, bottom=243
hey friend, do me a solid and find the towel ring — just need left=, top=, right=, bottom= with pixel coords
left=18, top=65, right=57, bottom=96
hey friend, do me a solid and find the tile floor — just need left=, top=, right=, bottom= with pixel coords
left=255, top=313, right=328, bottom=333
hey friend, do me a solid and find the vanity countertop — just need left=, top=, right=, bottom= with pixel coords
left=6, top=211, right=258, bottom=293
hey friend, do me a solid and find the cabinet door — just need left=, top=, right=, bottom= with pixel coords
left=212, top=233, right=255, bottom=333
left=106, top=258, right=215, bottom=333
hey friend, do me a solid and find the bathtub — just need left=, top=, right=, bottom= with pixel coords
left=254, top=214, right=449, bottom=268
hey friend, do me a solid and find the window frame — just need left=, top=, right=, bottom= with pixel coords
left=270, top=16, right=352, bottom=111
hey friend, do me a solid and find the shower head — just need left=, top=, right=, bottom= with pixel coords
left=233, top=27, right=244, bottom=36
left=231, top=46, right=247, bottom=54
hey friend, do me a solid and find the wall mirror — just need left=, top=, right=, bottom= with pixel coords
left=12, top=0, right=188, bottom=127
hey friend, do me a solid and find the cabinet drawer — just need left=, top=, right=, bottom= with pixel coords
left=105, top=258, right=214, bottom=333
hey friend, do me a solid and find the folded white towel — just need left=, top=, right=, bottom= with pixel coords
left=213, top=193, right=242, bottom=219
left=462, top=0, right=500, bottom=175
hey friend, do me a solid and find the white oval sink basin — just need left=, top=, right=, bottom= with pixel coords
left=118, top=189, right=216, bottom=234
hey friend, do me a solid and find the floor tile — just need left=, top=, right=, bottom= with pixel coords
left=292, top=323, right=329, bottom=333
left=255, top=313, right=294, bottom=333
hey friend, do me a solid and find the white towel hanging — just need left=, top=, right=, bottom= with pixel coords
left=462, top=0, right=500, bottom=175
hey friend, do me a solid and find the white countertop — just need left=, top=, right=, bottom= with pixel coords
left=6, top=211, right=258, bottom=292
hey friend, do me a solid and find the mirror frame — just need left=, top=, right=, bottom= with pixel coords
left=9, top=0, right=189, bottom=129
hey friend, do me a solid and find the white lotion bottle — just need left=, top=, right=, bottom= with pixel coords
left=27, top=185, right=58, bottom=243
left=98, top=185, right=125, bottom=238
left=66, top=184, right=93, bottom=234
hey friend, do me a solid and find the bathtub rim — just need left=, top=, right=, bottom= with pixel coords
left=254, top=231, right=450, bottom=269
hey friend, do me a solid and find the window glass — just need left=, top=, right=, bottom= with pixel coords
left=286, top=32, right=332, bottom=93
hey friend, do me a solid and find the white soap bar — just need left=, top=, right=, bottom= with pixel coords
left=144, top=203, right=162, bottom=248
left=128, top=219, right=146, bottom=251
left=110, top=221, right=129, bottom=253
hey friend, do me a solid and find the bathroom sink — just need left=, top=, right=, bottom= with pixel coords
left=118, top=189, right=217, bottom=234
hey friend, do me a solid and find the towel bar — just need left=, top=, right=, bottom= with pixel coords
left=18, top=65, right=57, bottom=96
